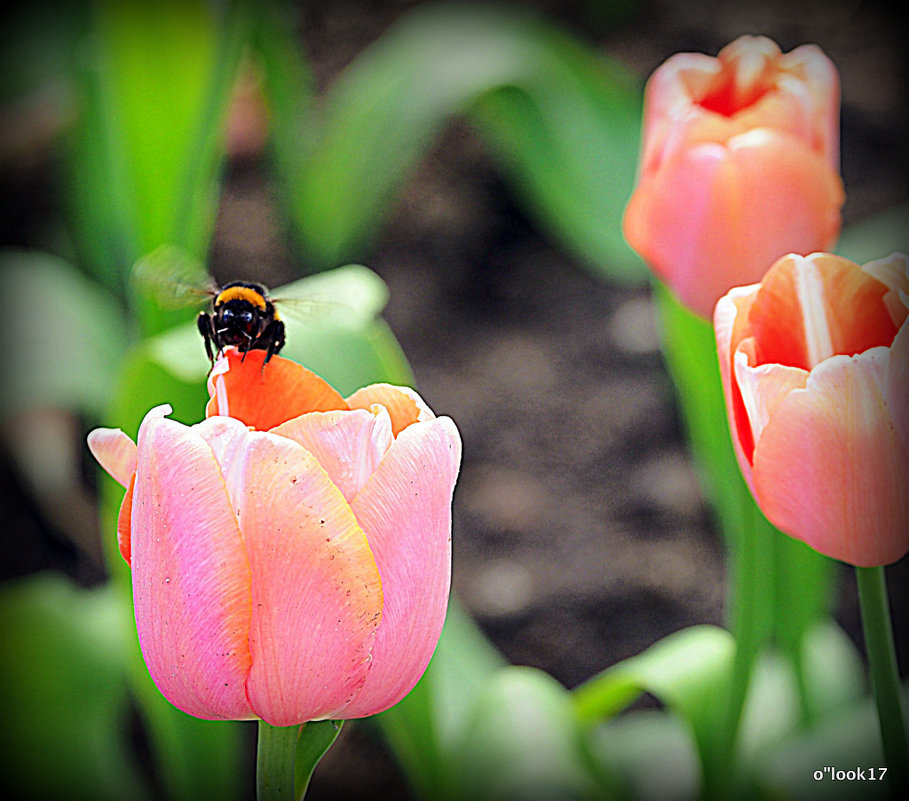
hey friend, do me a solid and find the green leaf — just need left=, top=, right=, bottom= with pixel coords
left=0, top=249, right=129, bottom=421
left=573, top=625, right=734, bottom=796
left=836, top=203, right=909, bottom=265
left=753, top=685, right=909, bottom=801
left=589, top=711, right=699, bottom=801
left=455, top=666, right=601, bottom=801
left=580, top=622, right=868, bottom=801
left=66, top=0, right=251, bottom=315
left=0, top=573, right=150, bottom=801
left=374, top=599, right=505, bottom=801
left=294, top=720, right=344, bottom=801
left=267, top=2, right=644, bottom=282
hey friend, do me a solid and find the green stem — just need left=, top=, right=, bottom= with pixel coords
left=257, top=721, right=300, bottom=801
left=856, top=566, right=908, bottom=798
left=255, top=719, right=345, bottom=801
left=705, top=496, right=773, bottom=800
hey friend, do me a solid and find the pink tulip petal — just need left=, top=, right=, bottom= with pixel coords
left=734, top=348, right=808, bottom=445
left=271, top=408, right=394, bottom=502
left=862, top=253, right=909, bottom=329
left=346, top=383, right=435, bottom=436
left=752, top=349, right=909, bottom=566
left=888, top=320, right=909, bottom=452
left=131, top=407, right=253, bottom=720
left=715, top=285, right=761, bottom=473
left=341, top=416, right=461, bottom=717
left=221, top=431, right=383, bottom=726
left=87, top=427, right=138, bottom=488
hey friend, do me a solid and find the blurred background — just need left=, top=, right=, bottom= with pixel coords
left=2, top=0, right=908, bottom=798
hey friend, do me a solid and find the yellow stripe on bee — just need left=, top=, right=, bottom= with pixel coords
left=216, top=286, right=267, bottom=310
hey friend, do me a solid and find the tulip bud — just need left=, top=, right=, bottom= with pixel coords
left=714, top=252, right=909, bottom=566
left=624, top=36, right=845, bottom=318
left=88, top=349, right=461, bottom=724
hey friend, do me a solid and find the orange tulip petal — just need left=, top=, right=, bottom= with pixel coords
left=342, top=416, right=461, bottom=717
left=271, top=408, right=394, bottom=502
left=221, top=431, right=383, bottom=725
left=749, top=253, right=896, bottom=370
left=117, top=472, right=135, bottom=564
left=752, top=349, right=909, bottom=566
left=345, top=383, right=434, bottom=437
left=131, top=407, right=254, bottom=720
left=206, top=349, right=347, bottom=430
left=87, top=427, right=137, bottom=489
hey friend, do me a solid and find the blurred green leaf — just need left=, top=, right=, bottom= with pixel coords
left=573, top=625, right=733, bottom=797
left=589, top=711, right=699, bottom=801
left=737, top=620, right=865, bottom=766
left=0, top=249, right=129, bottom=421
left=836, top=203, right=909, bottom=265
left=576, top=621, right=869, bottom=801
left=0, top=573, right=149, bottom=801
left=455, top=666, right=601, bottom=801
left=753, top=685, right=908, bottom=801
left=66, top=0, right=251, bottom=320
left=374, top=600, right=505, bottom=801
left=265, top=2, right=644, bottom=282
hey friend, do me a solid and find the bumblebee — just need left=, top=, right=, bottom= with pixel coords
left=197, top=281, right=286, bottom=368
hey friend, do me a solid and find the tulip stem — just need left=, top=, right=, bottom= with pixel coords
left=855, top=566, right=908, bottom=798
left=256, top=719, right=344, bottom=801
left=256, top=722, right=300, bottom=801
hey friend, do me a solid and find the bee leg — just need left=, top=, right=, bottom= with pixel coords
left=197, top=313, right=216, bottom=365
left=263, top=320, right=286, bottom=369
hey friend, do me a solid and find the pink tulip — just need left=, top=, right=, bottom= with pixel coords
left=88, top=349, right=461, bottom=725
left=624, top=35, right=845, bottom=318
left=715, top=252, right=909, bottom=566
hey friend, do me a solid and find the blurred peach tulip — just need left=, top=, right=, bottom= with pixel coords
left=624, top=35, right=845, bottom=318
left=88, top=349, right=461, bottom=725
left=715, top=252, right=909, bottom=566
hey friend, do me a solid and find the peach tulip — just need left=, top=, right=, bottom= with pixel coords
left=715, top=252, right=909, bottom=566
left=624, top=35, right=845, bottom=318
left=88, top=349, right=461, bottom=725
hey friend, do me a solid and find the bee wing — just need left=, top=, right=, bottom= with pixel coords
left=131, top=245, right=217, bottom=309
left=270, top=294, right=353, bottom=325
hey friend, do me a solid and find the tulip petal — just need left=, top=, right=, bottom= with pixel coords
left=750, top=253, right=897, bottom=370
left=206, top=349, right=347, bottom=431
left=271, top=408, right=394, bottom=502
left=715, top=285, right=761, bottom=472
left=131, top=408, right=254, bottom=720
left=87, top=427, right=138, bottom=488
left=220, top=431, right=383, bottom=726
left=342, top=416, right=461, bottom=717
left=117, top=472, right=135, bottom=564
left=346, top=383, right=435, bottom=436
left=734, top=347, right=808, bottom=446
left=752, top=348, right=909, bottom=566
left=862, top=252, right=909, bottom=329
left=626, top=130, right=843, bottom=319
left=887, top=320, right=909, bottom=452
